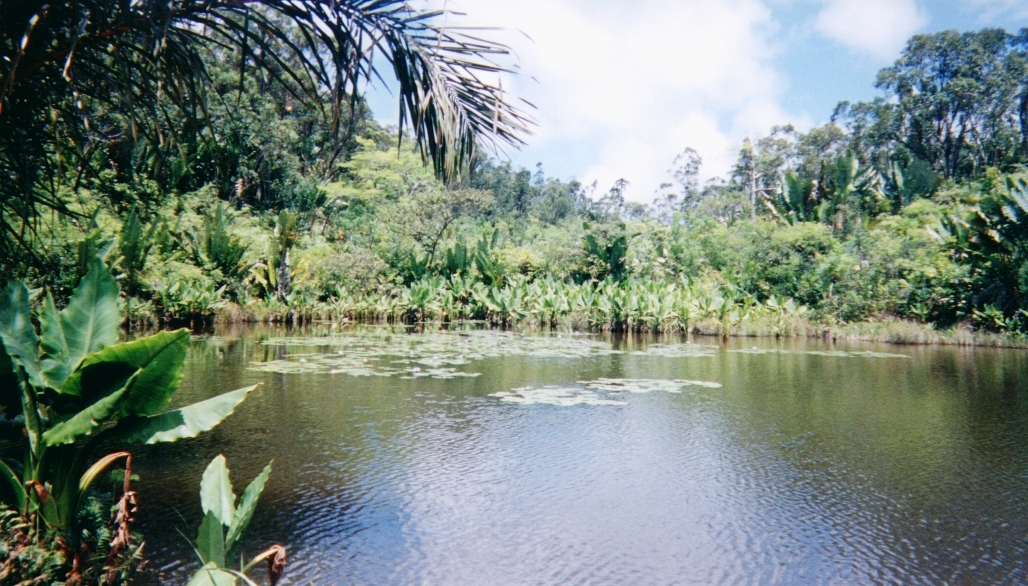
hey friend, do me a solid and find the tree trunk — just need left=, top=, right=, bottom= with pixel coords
left=276, top=250, right=291, bottom=302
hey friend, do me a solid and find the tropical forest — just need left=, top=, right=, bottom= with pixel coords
left=2, top=1, right=1028, bottom=584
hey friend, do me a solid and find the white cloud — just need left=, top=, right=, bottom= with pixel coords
left=410, top=0, right=807, bottom=202
left=814, top=0, right=925, bottom=59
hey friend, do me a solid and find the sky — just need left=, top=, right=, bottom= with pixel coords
left=365, top=0, right=1028, bottom=202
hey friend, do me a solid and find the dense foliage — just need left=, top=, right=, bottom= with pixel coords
left=6, top=24, right=1028, bottom=337
left=4, top=13, right=1028, bottom=583
left=0, top=260, right=257, bottom=583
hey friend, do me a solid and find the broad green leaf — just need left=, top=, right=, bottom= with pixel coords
left=186, top=564, right=238, bottom=586
left=59, top=258, right=120, bottom=379
left=225, top=461, right=272, bottom=555
left=0, top=281, right=42, bottom=387
left=41, top=373, right=137, bottom=446
left=201, top=455, right=236, bottom=526
left=62, top=330, right=189, bottom=415
left=0, top=458, right=25, bottom=512
left=113, top=386, right=256, bottom=444
left=61, top=359, right=138, bottom=404
left=39, top=292, right=72, bottom=389
left=196, top=511, right=227, bottom=568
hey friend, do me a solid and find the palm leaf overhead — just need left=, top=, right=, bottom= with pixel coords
left=0, top=0, right=533, bottom=255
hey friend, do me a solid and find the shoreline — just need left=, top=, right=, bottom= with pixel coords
left=137, top=307, right=1028, bottom=350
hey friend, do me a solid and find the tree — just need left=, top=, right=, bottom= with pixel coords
left=859, top=29, right=1028, bottom=179
left=596, top=179, right=632, bottom=220
left=0, top=0, right=533, bottom=259
left=730, top=127, right=799, bottom=221
left=653, top=147, right=703, bottom=220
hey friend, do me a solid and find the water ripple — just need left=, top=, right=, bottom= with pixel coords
left=134, top=331, right=1028, bottom=585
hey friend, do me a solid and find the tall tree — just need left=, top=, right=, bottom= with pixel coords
left=865, top=29, right=1028, bottom=179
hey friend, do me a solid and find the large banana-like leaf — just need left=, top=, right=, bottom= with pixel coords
left=196, top=511, right=227, bottom=568
left=56, top=259, right=121, bottom=386
left=39, top=293, right=72, bottom=390
left=60, top=328, right=189, bottom=405
left=41, top=373, right=138, bottom=446
left=62, top=330, right=189, bottom=415
left=0, top=281, right=42, bottom=387
left=201, top=455, right=237, bottom=527
left=226, top=462, right=273, bottom=556
left=112, top=386, right=257, bottom=445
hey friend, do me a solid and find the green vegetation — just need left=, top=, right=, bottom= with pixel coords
left=7, top=3, right=1028, bottom=581
left=0, top=1, right=530, bottom=581
left=7, top=18, right=1028, bottom=342
left=0, top=260, right=256, bottom=582
left=4, top=9, right=1028, bottom=581
left=186, top=455, right=284, bottom=586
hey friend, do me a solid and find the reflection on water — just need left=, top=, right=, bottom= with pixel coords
left=132, top=325, right=1028, bottom=585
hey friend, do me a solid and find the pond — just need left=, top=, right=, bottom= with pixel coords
left=133, top=326, right=1028, bottom=585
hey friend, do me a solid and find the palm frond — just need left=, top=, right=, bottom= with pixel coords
left=0, top=0, right=533, bottom=258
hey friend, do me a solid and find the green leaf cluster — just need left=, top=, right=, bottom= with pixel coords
left=0, top=259, right=255, bottom=538
left=186, top=455, right=280, bottom=586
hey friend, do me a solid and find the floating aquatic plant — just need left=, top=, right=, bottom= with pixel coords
left=250, top=330, right=623, bottom=378
left=490, top=377, right=722, bottom=406
left=490, top=386, right=627, bottom=406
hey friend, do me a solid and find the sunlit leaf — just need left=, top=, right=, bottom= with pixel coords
left=226, top=461, right=273, bottom=556
left=113, top=385, right=257, bottom=445
left=201, top=455, right=236, bottom=527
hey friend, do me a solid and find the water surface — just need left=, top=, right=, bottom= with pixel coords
left=134, top=326, right=1028, bottom=585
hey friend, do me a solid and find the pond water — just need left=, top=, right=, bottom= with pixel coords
left=133, top=326, right=1028, bottom=585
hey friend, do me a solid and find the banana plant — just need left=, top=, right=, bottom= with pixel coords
left=816, top=152, right=886, bottom=231
left=187, top=455, right=285, bottom=586
left=883, top=157, right=938, bottom=210
left=399, top=251, right=432, bottom=285
left=118, top=204, right=159, bottom=295
left=0, top=259, right=256, bottom=538
left=152, top=279, right=228, bottom=325
left=474, top=229, right=506, bottom=287
left=193, top=203, right=249, bottom=284
left=765, top=172, right=816, bottom=225
left=442, top=238, right=473, bottom=277
left=583, top=231, right=629, bottom=282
